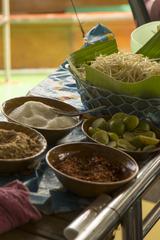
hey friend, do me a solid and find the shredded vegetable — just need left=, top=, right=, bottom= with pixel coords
left=88, top=52, right=160, bottom=82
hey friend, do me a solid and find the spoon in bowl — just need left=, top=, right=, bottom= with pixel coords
left=50, top=105, right=106, bottom=117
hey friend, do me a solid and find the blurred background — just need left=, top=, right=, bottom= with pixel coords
left=0, top=0, right=135, bottom=103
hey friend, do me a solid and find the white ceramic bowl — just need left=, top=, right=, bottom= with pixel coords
left=131, top=21, right=160, bottom=52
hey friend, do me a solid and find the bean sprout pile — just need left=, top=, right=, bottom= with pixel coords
left=88, top=52, right=160, bottom=82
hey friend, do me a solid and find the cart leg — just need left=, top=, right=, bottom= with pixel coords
left=122, top=198, right=143, bottom=240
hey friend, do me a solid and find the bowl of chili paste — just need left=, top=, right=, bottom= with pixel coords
left=46, top=142, right=139, bottom=197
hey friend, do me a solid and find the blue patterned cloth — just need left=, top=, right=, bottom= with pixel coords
left=0, top=63, right=92, bottom=214
left=0, top=24, right=113, bottom=214
left=29, top=61, right=83, bottom=111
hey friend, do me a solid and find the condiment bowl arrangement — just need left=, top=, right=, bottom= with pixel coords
left=82, top=114, right=160, bottom=161
left=2, top=96, right=82, bottom=144
left=0, top=121, right=47, bottom=173
left=46, top=142, right=139, bottom=197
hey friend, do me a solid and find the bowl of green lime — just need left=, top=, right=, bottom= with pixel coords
left=82, top=112, right=160, bottom=161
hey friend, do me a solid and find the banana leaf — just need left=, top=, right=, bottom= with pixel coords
left=69, top=39, right=118, bottom=66
left=85, top=66, right=160, bottom=98
left=137, top=30, right=160, bottom=58
left=68, top=29, right=160, bottom=98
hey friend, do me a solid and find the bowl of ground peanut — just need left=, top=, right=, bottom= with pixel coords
left=0, top=121, right=47, bottom=173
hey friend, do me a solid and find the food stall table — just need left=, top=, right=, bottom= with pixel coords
left=1, top=64, right=160, bottom=240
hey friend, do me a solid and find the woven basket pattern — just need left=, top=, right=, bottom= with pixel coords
left=75, top=76, right=160, bottom=125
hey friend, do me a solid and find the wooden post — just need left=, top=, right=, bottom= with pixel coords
left=2, top=0, right=11, bottom=82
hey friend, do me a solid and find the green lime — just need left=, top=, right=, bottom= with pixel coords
left=109, top=119, right=125, bottom=136
left=111, top=112, right=128, bottom=121
left=88, top=127, right=100, bottom=136
left=117, top=139, right=137, bottom=151
left=123, top=132, right=136, bottom=141
left=139, top=131, right=156, bottom=138
left=92, top=118, right=107, bottom=130
left=130, top=136, right=145, bottom=148
left=136, top=120, right=150, bottom=131
left=123, top=115, right=139, bottom=131
left=108, top=132, right=119, bottom=142
left=92, top=130, right=109, bottom=145
left=131, top=135, right=159, bottom=147
left=107, top=141, right=117, bottom=148
left=139, top=135, right=159, bottom=146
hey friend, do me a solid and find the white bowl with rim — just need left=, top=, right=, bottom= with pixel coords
left=131, top=21, right=160, bottom=53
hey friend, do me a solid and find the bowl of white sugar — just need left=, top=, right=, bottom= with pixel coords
left=2, top=96, right=82, bottom=144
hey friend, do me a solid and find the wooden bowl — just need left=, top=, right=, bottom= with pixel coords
left=0, top=121, right=47, bottom=173
left=46, top=142, right=139, bottom=197
left=82, top=116, right=160, bottom=161
left=2, top=96, right=82, bottom=145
